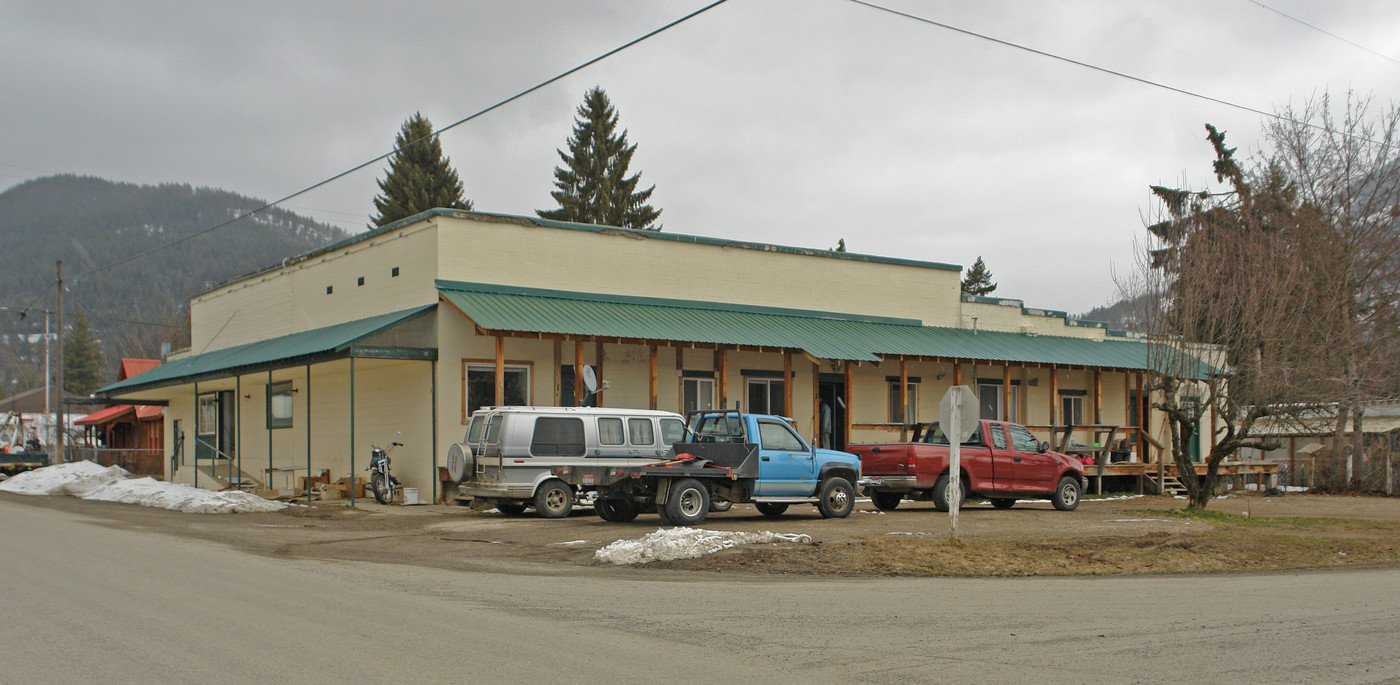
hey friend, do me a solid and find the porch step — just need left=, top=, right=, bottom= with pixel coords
left=193, top=464, right=262, bottom=491
left=1147, top=473, right=1187, bottom=496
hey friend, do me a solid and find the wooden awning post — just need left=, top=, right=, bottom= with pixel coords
left=812, top=360, right=821, bottom=442
left=1093, top=369, right=1103, bottom=425
left=1002, top=364, right=1011, bottom=422
left=574, top=340, right=584, bottom=406
left=594, top=341, right=605, bottom=407
left=494, top=335, right=505, bottom=406
left=1135, top=372, right=1145, bottom=463
left=1048, top=366, right=1058, bottom=427
left=716, top=348, right=728, bottom=410
left=783, top=351, right=793, bottom=418
left=843, top=362, right=853, bottom=449
left=648, top=345, right=659, bottom=411
left=899, top=358, right=909, bottom=442
left=953, top=363, right=962, bottom=387
left=552, top=341, right=562, bottom=405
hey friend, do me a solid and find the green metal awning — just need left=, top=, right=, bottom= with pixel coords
left=97, top=304, right=438, bottom=396
left=437, top=280, right=1163, bottom=371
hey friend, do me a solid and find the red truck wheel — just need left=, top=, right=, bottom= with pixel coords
left=871, top=491, right=902, bottom=511
left=932, top=473, right=966, bottom=512
left=1052, top=476, right=1081, bottom=511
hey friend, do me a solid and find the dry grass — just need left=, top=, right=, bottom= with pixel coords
left=653, top=511, right=1400, bottom=576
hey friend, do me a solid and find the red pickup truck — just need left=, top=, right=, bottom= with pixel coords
left=851, top=420, right=1087, bottom=511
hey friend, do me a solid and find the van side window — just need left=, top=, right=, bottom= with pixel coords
left=628, top=418, right=654, bottom=446
left=597, top=418, right=625, bottom=446
left=531, top=417, right=585, bottom=457
left=758, top=420, right=806, bottom=452
left=465, top=416, right=484, bottom=443
left=659, top=418, right=685, bottom=445
left=484, top=415, right=503, bottom=444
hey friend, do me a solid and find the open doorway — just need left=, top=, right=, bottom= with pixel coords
left=818, top=375, right=846, bottom=450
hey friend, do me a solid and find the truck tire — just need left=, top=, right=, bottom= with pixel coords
left=816, top=477, right=855, bottom=518
left=654, top=501, right=675, bottom=526
left=496, top=502, right=528, bottom=516
left=755, top=502, right=789, bottom=517
left=533, top=479, right=574, bottom=518
left=709, top=500, right=733, bottom=513
left=662, top=478, right=710, bottom=526
left=1051, top=476, right=1081, bottom=511
left=932, top=473, right=965, bottom=512
left=990, top=498, right=1016, bottom=509
left=596, top=498, right=639, bottom=522
left=871, top=491, right=902, bottom=511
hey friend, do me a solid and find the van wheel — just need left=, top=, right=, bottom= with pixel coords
left=871, top=491, right=902, bottom=511
left=496, top=502, right=528, bottom=516
left=990, top=498, right=1016, bottom=509
left=533, top=479, right=573, bottom=518
left=596, top=498, right=638, bottom=522
left=662, top=479, right=710, bottom=526
left=1052, top=476, right=1081, bottom=511
left=755, top=502, right=788, bottom=517
left=932, top=473, right=966, bottom=512
left=817, top=477, right=855, bottom=518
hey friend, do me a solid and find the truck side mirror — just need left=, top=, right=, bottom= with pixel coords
left=1039, top=441, right=1049, bottom=453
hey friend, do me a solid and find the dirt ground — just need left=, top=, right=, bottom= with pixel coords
left=8, top=490, right=1400, bottom=578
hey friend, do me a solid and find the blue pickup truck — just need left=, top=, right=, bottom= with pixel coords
left=550, top=410, right=861, bottom=525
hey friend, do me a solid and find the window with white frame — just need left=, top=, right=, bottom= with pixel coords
left=1060, top=391, right=1085, bottom=426
left=977, top=380, right=1019, bottom=422
left=683, top=377, right=714, bottom=413
left=465, top=363, right=530, bottom=417
left=746, top=377, right=785, bottom=415
left=267, top=381, right=293, bottom=429
left=888, top=380, right=918, bottom=423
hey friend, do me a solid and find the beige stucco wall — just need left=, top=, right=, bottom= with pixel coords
left=434, top=215, right=963, bottom=326
left=190, top=223, right=440, bottom=352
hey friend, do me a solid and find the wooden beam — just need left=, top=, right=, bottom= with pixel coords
left=716, top=347, right=728, bottom=410
left=1049, top=366, right=1058, bottom=427
left=1093, top=368, right=1103, bottom=425
left=812, top=360, right=822, bottom=444
left=844, top=362, right=853, bottom=449
left=1135, top=372, right=1145, bottom=463
left=899, top=358, right=909, bottom=441
left=552, top=340, right=562, bottom=406
left=1002, top=363, right=1011, bottom=422
left=649, top=345, right=658, bottom=411
left=783, top=351, right=793, bottom=418
left=494, top=335, right=505, bottom=406
left=953, top=363, right=962, bottom=386
left=574, top=341, right=584, bottom=406
left=594, top=341, right=605, bottom=407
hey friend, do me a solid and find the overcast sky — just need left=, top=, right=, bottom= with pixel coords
left=3, top=0, right=1398, bottom=315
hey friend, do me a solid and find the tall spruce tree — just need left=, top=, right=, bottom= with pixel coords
left=63, top=313, right=105, bottom=396
left=370, top=113, right=471, bottom=227
left=537, top=87, right=661, bottom=230
left=961, top=256, right=997, bottom=296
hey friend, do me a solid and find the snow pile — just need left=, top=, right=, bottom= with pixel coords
left=82, top=477, right=287, bottom=514
left=0, top=461, right=287, bottom=514
left=0, top=461, right=128, bottom=496
left=594, top=527, right=811, bottom=565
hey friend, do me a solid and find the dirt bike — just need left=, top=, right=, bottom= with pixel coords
left=367, top=433, right=403, bottom=505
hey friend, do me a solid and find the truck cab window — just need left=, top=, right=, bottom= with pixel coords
left=1010, top=425, right=1040, bottom=452
left=758, top=420, right=806, bottom=452
left=990, top=425, right=1008, bottom=450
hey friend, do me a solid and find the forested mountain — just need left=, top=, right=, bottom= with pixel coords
left=1078, top=293, right=1148, bottom=332
left=0, top=175, right=349, bottom=392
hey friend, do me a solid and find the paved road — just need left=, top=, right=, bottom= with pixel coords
left=1, top=497, right=1397, bottom=684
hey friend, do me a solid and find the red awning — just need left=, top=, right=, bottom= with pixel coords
left=75, top=405, right=136, bottom=426
left=135, top=405, right=163, bottom=421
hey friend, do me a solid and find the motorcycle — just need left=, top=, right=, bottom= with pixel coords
left=367, top=433, right=403, bottom=505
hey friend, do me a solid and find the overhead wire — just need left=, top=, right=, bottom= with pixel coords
left=69, top=0, right=731, bottom=282
left=843, top=0, right=1388, bottom=145
left=1242, top=0, right=1400, bottom=66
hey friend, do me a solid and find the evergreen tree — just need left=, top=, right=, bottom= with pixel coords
left=63, top=313, right=105, bottom=396
left=960, top=256, right=997, bottom=296
left=370, top=113, right=471, bottom=227
left=538, top=87, right=661, bottom=230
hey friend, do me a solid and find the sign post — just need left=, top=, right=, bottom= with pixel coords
left=939, top=385, right=979, bottom=538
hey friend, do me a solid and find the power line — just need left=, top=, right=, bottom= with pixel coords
left=1243, top=0, right=1400, bottom=66
left=843, top=0, right=1384, bottom=144
left=71, top=0, right=731, bottom=282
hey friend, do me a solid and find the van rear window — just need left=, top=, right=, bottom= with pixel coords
left=531, top=417, right=585, bottom=457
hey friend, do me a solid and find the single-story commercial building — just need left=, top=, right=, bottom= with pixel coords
left=99, top=209, right=1218, bottom=500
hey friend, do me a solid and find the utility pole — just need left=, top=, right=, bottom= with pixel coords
left=55, top=261, right=64, bottom=463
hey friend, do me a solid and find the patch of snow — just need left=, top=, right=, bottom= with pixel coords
left=1244, top=483, right=1308, bottom=492
left=82, top=478, right=287, bottom=514
left=0, top=461, right=127, bottom=496
left=1106, top=518, right=1179, bottom=523
left=1083, top=494, right=1146, bottom=502
left=859, top=509, right=885, bottom=514
left=885, top=531, right=931, bottom=536
left=0, top=461, right=286, bottom=514
left=595, top=527, right=812, bottom=565
left=549, top=539, right=590, bottom=547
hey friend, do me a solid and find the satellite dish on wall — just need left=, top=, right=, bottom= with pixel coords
left=582, top=365, right=598, bottom=393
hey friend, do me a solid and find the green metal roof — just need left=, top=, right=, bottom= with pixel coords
left=437, top=280, right=1159, bottom=370
left=97, top=305, right=436, bottom=396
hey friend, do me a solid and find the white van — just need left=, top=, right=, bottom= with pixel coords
left=445, top=406, right=688, bottom=518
